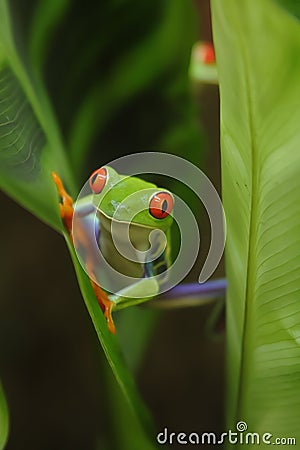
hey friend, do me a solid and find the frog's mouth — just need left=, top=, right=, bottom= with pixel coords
left=98, top=207, right=157, bottom=229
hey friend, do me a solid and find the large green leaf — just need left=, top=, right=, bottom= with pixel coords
left=0, top=381, right=8, bottom=450
left=0, top=0, right=75, bottom=230
left=212, top=0, right=300, bottom=444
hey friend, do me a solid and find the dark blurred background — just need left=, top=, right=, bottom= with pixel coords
left=0, top=1, right=224, bottom=448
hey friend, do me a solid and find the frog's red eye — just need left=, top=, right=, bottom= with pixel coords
left=89, top=167, right=107, bottom=194
left=149, top=192, right=174, bottom=219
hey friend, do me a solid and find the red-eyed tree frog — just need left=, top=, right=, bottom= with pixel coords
left=52, top=167, right=226, bottom=335
left=52, top=167, right=175, bottom=334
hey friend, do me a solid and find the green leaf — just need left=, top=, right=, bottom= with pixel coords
left=212, top=0, right=300, bottom=443
left=116, top=308, right=160, bottom=373
left=105, top=365, right=158, bottom=450
left=0, top=0, right=75, bottom=230
left=67, top=241, right=156, bottom=439
left=0, top=381, right=9, bottom=450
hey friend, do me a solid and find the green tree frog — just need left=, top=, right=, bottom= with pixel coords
left=52, top=166, right=174, bottom=334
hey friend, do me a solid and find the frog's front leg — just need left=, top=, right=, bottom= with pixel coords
left=109, top=277, right=159, bottom=311
left=52, top=172, right=74, bottom=238
left=52, top=172, right=116, bottom=334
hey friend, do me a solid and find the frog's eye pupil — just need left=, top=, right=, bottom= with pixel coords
left=149, top=192, right=174, bottom=219
left=162, top=199, right=168, bottom=214
left=89, top=167, right=107, bottom=194
left=91, top=173, right=98, bottom=184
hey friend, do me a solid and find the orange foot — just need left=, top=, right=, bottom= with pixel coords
left=90, top=277, right=116, bottom=335
left=52, top=172, right=74, bottom=239
left=52, top=171, right=116, bottom=335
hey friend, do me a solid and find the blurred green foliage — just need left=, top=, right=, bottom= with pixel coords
left=9, top=0, right=202, bottom=179
left=0, top=0, right=202, bottom=448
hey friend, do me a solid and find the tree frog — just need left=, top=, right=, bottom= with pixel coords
left=52, top=167, right=174, bottom=334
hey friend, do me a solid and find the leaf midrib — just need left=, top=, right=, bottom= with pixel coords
left=233, top=5, right=260, bottom=421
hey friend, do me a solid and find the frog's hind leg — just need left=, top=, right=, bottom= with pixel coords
left=86, top=261, right=116, bottom=335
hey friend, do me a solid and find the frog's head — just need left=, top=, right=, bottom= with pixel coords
left=89, top=166, right=174, bottom=231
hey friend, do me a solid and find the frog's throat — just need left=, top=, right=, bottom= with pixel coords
left=98, top=211, right=155, bottom=279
